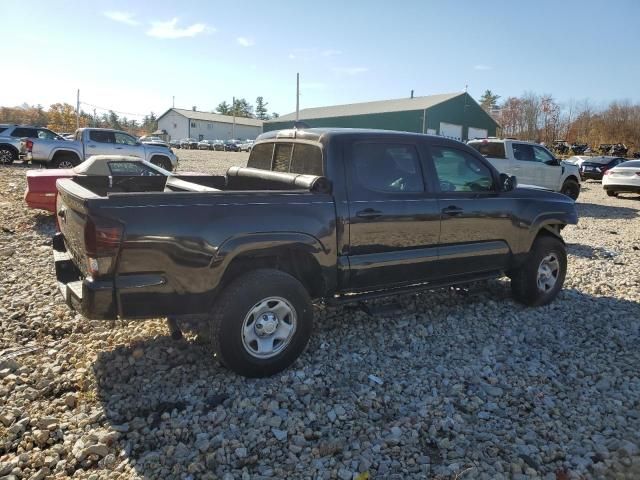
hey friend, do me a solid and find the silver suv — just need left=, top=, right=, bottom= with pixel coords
left=0, top=125, right=65, bottom=164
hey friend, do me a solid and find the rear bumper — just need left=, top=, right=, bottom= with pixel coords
left=53, top=233, right=117, bottom=319
left=581, top=171, right=603, bottom=180
left=603, top=184, right=640, bottom=193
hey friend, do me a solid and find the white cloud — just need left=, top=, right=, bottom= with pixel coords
left=103, top=11, right=139, bottom=26
left=474, top=64, right=492, bottom=71
left=332, top=66, right=368, bottom=75
left=237, top=37, right=255, bottom=47
left=147, top=18, right=209, bottom=39
left=321, top=49, right=342, bottom=57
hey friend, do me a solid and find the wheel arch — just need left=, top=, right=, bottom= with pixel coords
left=212, top=232, right=335, bottom=301
left=50, top=148, right=81, bottom=163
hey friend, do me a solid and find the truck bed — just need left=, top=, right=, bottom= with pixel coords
left=54, top=167, right=337, bottom=319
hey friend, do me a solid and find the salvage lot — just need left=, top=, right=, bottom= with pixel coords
left=1, top=152, right=639, bottom=479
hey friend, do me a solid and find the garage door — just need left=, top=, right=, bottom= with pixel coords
left=439, top=122, right=462, bottom=141
left=468, top=127, right=488, bottom=140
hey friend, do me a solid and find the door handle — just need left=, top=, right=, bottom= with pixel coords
left=356, top=208, right=382, bottom=219
left=442, top=206, right=464, bottom=216
left=88, top=144, right=96, bottom=148
left=115, top=146, right=123, bottom=150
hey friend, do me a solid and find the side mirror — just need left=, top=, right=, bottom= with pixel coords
left=545, top=158, right=560, bottom=166
left=499, top=173, right=517, bottom=192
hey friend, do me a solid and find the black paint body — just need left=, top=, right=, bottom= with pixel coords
left=54, top=129, right=578, bottom=320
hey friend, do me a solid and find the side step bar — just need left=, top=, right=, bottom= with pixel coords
left=327, top=271, right=503, bottom=306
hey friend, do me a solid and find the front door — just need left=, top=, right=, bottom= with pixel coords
left=532, top=145, right=562, bottom=190
left=113, top=132, right=144, bottom=158
left=427, top=144, right=512, bottom=276
left=345, top=140, right=441, bottom=290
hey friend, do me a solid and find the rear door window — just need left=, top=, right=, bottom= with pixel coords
left=0, top=127, right=8, bottom=134
left=469, top=142, right=506, bottom=159
left=352, top=143, right=423, bottom=193
left=89, top=130, right=116, bottom=143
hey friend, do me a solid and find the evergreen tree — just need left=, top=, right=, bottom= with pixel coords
left=479, top=90, right=501, bottom=112
left=255, top=96, right=269, bottom=120
left=216, top=101, right=231, bottom=115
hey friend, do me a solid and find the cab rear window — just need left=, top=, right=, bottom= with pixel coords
left=248, top=141, right=323, bottom=176
left=469, top=142, right=506, bottom=159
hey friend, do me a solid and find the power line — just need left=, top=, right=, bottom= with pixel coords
left=79, top=101, right=149, bottom=118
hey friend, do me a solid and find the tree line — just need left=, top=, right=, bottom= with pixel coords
left=479, top=90, right=640, bottom=151
left=0, top=103, right=158, bottom=135
left=214, top=96, right=279, bottom=120
left=0, top=95, right=280, bottom=135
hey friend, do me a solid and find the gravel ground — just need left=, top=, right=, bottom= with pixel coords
left=1, top=154, right=639, bottom=480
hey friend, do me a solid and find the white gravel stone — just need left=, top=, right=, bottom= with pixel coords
left=0, top=159, right=639, bottom=479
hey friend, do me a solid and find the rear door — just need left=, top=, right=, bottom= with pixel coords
left=510, top=142, right=538, bottom=186
left=345, top=139, right=441, bottom=290
left=427, top=144, right=512, bottom=276
left=87, top=130, right=117, bottom=157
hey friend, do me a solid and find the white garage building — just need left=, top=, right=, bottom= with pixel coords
left=157, top=108, right=263, bottom=142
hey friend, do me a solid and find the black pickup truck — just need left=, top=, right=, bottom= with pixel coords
left=53, top=128, right=578, bottom=377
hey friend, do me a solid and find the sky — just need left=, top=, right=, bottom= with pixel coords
left=2, top=0, right=639, bottom=120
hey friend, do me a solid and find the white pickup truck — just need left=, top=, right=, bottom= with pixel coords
left=25, top=128, right=178, bottom=171
left=468, top=139, right=581, bottom=200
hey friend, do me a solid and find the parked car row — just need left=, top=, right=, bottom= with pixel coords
left=23, top=128, right=178, bottom=170
left=169, top=137, right=253, bottom=152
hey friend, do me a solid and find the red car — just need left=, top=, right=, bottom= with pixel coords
left=25, top=155, right=197, bottom=213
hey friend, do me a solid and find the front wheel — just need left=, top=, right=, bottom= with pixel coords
left=208, top=269, right=313, bottom=377
left=151, top=156, right=173, bottom=171
left=606, top=190, right=617, bottom=197
left=561, top=179, right=580, bottom=200
left=510, top=235, right=567, bottom=307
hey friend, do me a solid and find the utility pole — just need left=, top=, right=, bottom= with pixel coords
left=172, top=96, right=175, bottom=108
left=232, top=96, right=236, bottom=139
left=76, top=89, right=80, bottom=130
left=295, top=73, right=300, bottom=121
left=93, top=108, right=97, bottom=127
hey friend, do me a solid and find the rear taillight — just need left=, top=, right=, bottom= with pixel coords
left=85, top=217, right=123, bottom=256
left=84, top=217, right=123, bottom=277
left=604, top=170, right=611, bottom=175
left=26, top=140, right=33, bottom=152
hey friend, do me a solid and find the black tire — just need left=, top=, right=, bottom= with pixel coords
left=51, top=153, right=80, bottom=169
left=561, top=178, right=580, bottom=200
left=150, top=156, right=172, bottom=171
left=510, top=235, right=567, bottom=307
left=606, top=190, right=617, bottom=197
left=0, top=146, right=17, bottom=165
left=208, top=269, right=313, bottom=377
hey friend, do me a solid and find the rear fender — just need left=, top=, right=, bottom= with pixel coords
left=211, top=232, right=335, bottom=294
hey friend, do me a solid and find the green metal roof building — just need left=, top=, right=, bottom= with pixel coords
left=264, top=92, right=499, bottom=141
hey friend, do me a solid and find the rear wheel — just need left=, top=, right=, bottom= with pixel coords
left=606, top=190, right=617, bottom=197
left=510, top=235, right=567, bottom=307
left=561, top=178, right=580, bottom=200
left=0, top=146, right=17, bottom=165
left=208, top=269, right=313, bottom=377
